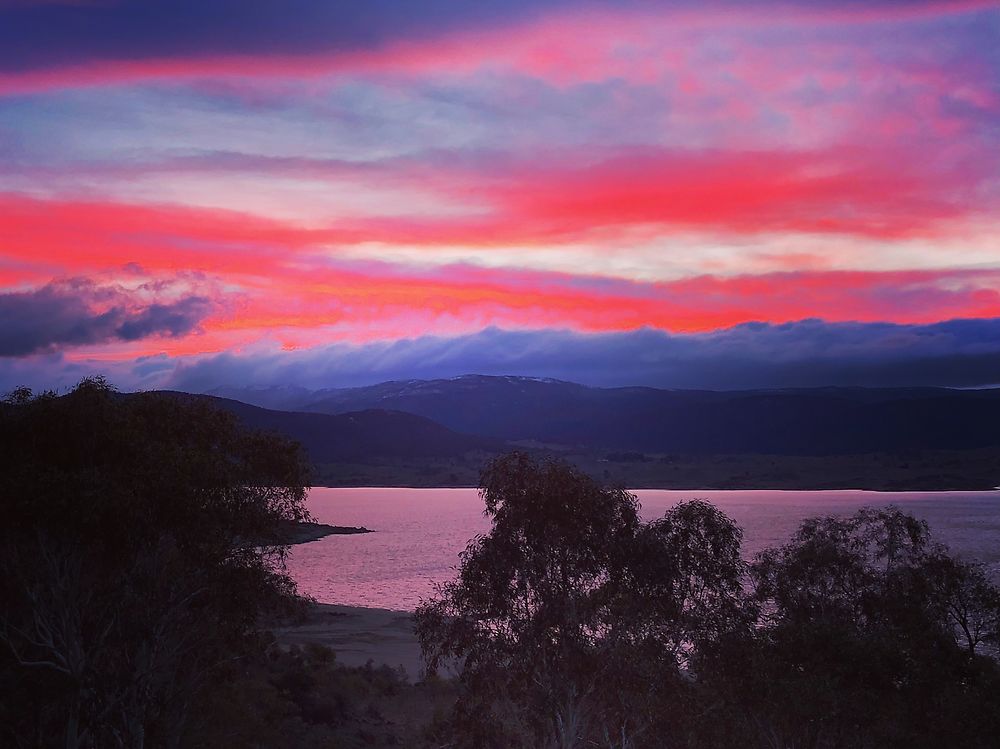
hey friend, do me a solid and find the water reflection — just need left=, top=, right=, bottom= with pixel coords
left=287, top=487, right=1000, bottom=611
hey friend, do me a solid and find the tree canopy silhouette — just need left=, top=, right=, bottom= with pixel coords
left=416, top=452, right=746, bottom=748
left=0, top=377, right=310, bottom=748
left=696, top=507, right=1000, bottom=749
left=418, top=453, right=1000, bottom=749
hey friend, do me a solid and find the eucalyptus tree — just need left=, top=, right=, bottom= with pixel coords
left=416, top=452, right=747, bottom=749
left=696, top=507, right=1000, bottom=749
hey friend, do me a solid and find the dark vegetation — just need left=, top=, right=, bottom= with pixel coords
left=277, top=520, right=373, bottom=545
left=187, top=643, right=453, bottom=748
left=3, top=380, right=1000, bottom=748
left=416, top=453, right=1000, bottom=749
left=0, top=378, right=312, bottom=747
left=0, top=379, right=441, bottom=748
left=574, top=447, right=1000, bottom=491
left=301, top=447, right=1000, bottom=490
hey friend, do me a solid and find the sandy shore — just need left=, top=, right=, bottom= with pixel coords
left=273, top=603, right=424, bottom=678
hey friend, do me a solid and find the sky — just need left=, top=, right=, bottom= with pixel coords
left=0, top=0, right=998, bottom=392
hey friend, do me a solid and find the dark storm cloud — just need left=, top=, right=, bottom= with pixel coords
left=0, top=279, right=213, bottom=357
left=0, top=0, right=562, bottom=73
left=0, top=0, right=977, bottom=74
left=160, top=318, right=1000, bottom=393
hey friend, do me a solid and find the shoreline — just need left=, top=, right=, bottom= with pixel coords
left=306, top=484, right=1000, bottom=493
left=272, top=603, right=423, bottom=678
left=284, top=521, right=373, bottom=545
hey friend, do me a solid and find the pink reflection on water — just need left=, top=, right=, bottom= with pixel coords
left=287, top=487, right=1000, bottom=611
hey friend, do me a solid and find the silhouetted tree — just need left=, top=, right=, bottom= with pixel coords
left=695, top=507, right=1000, bottom=749
left=415, top=452, right=746, bottom=749
left=0, top=378, right=310, bottom=748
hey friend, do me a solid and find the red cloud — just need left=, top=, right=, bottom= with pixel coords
left=300, top=145, right=991, bottom=242
left=0, top=193, right=327, bottom=276
left=4, top=192, right=999, bottom=356
left=486, top=149, right=976, bottom=239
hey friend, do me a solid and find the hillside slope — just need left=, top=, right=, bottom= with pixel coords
left=293, top=376, right=1000, bottom=456
left=159, top=392, right=502, bottom=464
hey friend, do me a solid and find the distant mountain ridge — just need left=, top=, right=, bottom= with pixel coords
left=160, top=392, right=502, bottom=464
left=206, top=376, right=1000, bottom=456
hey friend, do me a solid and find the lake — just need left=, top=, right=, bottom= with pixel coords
left=287, top=487, right=1000, bottom=611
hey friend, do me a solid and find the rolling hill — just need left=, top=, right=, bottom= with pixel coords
left=282, top=376, right=1000, bottom=456
left=185, top=380, right=1000, bottom=489
left=159, top=392, right=502, bottom=464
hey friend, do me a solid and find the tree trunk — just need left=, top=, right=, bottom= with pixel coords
left=64, top=693, right=82, bottom=749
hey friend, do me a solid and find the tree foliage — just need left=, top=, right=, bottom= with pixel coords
left=696, top=507, right=1000, bottom=749
left=419, top=453, right=1000, bottom=749
left=415, top=452, right=746, bottom=748
left=0, top=378, right=310, bottom=748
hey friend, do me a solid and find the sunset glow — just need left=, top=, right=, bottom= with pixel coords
left=1, top=0, right=998, bottom=390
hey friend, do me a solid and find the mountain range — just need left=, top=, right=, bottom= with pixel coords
left=207, top=376, right=1000, bottom=456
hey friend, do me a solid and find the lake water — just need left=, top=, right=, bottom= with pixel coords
left=287, top=487, right=1000, bottom=611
